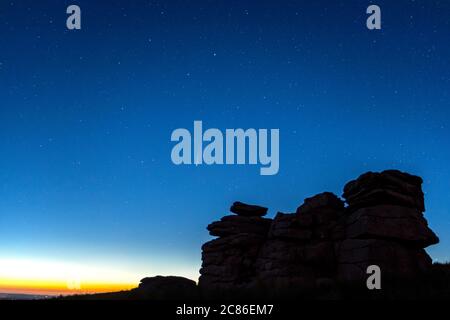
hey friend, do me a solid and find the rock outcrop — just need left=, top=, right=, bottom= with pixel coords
left=337, top=170, right=438, bottom=286
left=135, top=276, right=198, bottom=300
left=199, top=170, right=439, bottom=298
left=199, top=202, right=271, bottom=295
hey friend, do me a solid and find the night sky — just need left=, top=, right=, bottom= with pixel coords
left=1, top=0, right=449, bottom=291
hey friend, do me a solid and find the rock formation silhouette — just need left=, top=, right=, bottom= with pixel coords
left=199, top=170, right=439, bottom=299
left=61, top=169, right=446, bottom=301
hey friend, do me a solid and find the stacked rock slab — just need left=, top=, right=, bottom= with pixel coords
left=199, top=202, right=271, bottom=296
left=254, top=193, right=344, bottom=294
left=337, top=170, right=439, bottom=285
left=199, top=170, right=440, bottom=298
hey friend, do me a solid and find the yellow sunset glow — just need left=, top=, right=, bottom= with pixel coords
left=0, top=258, right=138, bottom=295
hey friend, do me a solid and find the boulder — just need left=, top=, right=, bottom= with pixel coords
left=207, top=215, right=272, bottom=237
left=345, top=205, right=439, bottom=247
left=136, top=276, right=198, bottom=300
left=343, top=170, right=425, bottom=212
left=296, top=192, right=345, bottom=216
left=230, top=201, right=268, bottom=217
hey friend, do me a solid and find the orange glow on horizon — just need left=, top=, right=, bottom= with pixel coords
left=0, top=277, right=138, bottom=296
left=0, top=258, right=140, bottom=296
left=0, top=257, right=199, bottom=297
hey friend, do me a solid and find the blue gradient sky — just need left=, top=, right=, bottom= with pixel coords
left=0, top=0, right=449, bottom=284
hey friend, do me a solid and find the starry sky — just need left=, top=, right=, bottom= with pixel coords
left=0, top=0, right=449, bottom=293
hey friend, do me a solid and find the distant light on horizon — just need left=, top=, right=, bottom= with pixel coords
left=0, top=257, right=199, bottom=295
